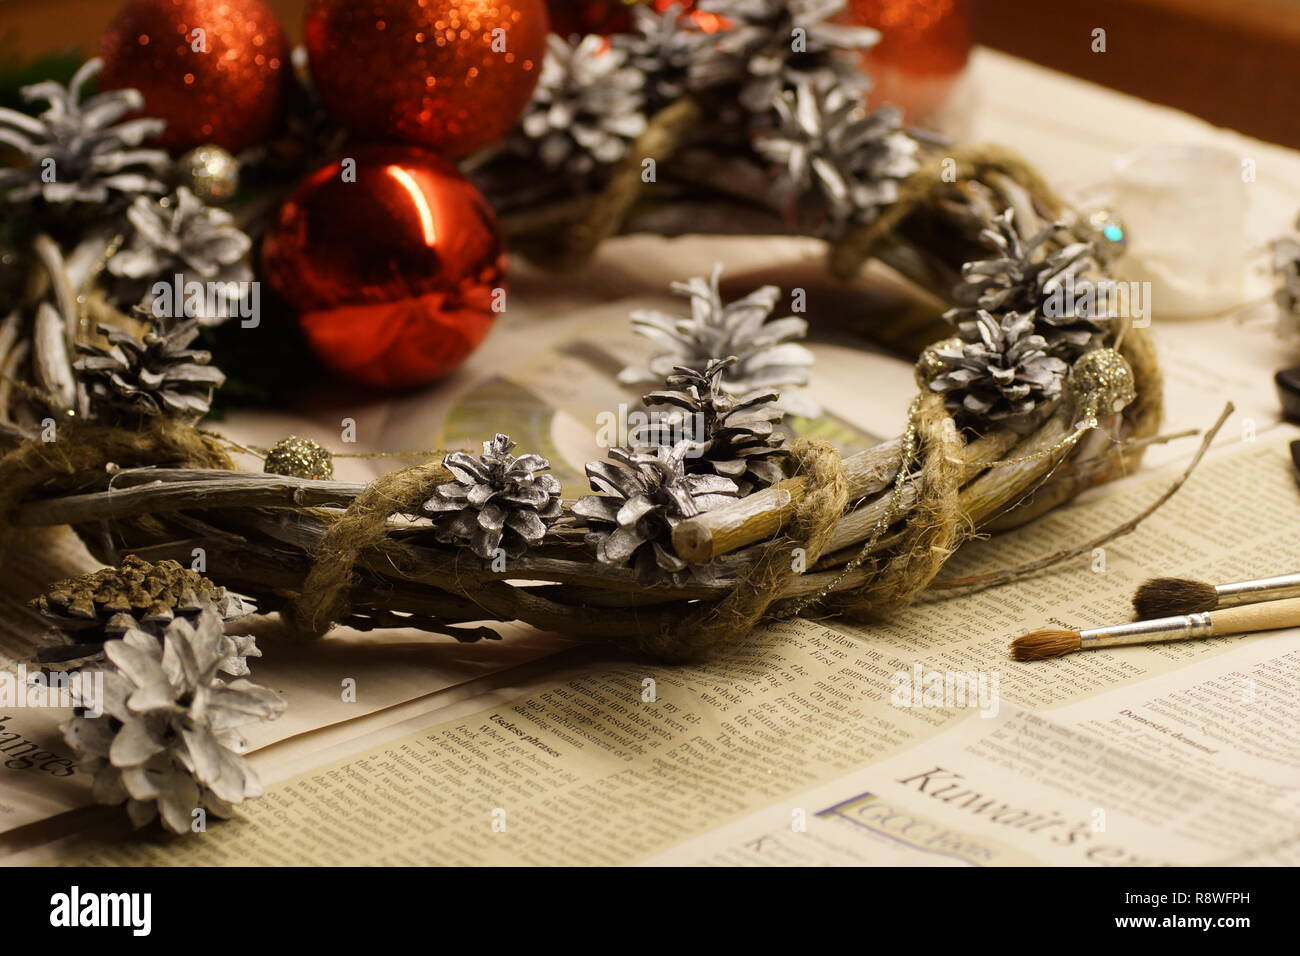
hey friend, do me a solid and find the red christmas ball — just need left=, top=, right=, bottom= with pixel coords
left=99, top=0, right=289, bottom=154
left=261, top=145, right=506, bottom=389
left=304, top=0, right=550, bottom=159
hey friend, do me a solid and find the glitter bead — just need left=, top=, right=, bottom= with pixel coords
left=176, top=145, right=240, bottom=203
left=264, top=437, right=334, bottom=480
left=1070, top=347, right=1135, bottom=415
left=915, top=335, right=962, bottom=388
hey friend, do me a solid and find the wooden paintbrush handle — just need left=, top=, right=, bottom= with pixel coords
left=1209, top=596, right=1300, bottom=636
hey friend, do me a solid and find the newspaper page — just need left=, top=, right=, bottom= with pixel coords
left=35, top=434, right=1300, bottom=865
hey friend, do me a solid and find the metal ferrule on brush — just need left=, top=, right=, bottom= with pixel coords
left=1078, top=612, right=1214, bottom=649
left=1215, top=573, right=1300, bottom=607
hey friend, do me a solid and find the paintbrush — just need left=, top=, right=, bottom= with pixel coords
left=1010, top=595, right=1300, bottom=661
left=1132, top=572, right=1300, bottom=619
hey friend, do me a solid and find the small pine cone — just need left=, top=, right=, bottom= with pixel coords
left=636, top=357, right=789, bottom=495
left=573, top=443, right=738, bottom=586
left=690, top=0, right=879, bottom=113
left=514, top=34, right=648, bottom=180
left=945, top=208, right=1113, bottom=356
left=33, top=555, right=253, bottom=675
left=755, top=79, right=918, bottom=237
left=619, top=264, right=818, bottom=418
left=107, top=187, right=253, bottom=325
left=61, top=605, right=285, bottom=835
left=925, top=310, right=1067, bottom=423
left=423, top=434, right=563, bottom=559
left=0, top=58, right=169, bottom=209
left=613, top=4, right=711, bottom=111
left=75, top=315, right=225, bottom=423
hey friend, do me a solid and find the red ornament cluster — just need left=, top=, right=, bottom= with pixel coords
left=98, top=0, right=540, bottom=390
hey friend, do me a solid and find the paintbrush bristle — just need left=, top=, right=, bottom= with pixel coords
left=1010, top=629, right=1081, bottom=661
left=1132, top=577, right=1217, bottom=619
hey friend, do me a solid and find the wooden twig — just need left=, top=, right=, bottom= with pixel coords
left=30, top=234, right=77, bottom=351
left=15, top=473, right=367, bottom=526
left=671, top=438, right=904, bottom=563
left=927, top=403, right=1234, bottom=592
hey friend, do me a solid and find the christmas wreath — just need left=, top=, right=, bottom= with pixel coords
left=0, top=0, right=1164, bottom=832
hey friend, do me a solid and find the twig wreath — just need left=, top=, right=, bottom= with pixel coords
left=0, top=2, right=1166, bottom=658
left=0, top=2, right=1181, bottom=831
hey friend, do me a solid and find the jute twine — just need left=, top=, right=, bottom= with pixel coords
left=629, top=438, right=848, bottom=662
left=833, top=393, right=967, bottom=618
left=0, top=419, right=231, bottom=564
left=508, top=94, right=1064, bottom=279
left=827, top=143, right=1067, bottom=280
left=278, top=456, right=451, bottom=639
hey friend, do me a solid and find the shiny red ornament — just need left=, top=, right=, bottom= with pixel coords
left=99, top=0, right=289, bottom=154
left=304, top=0, right=550, bottom=159
left=261, top=145, right=506, bottom=390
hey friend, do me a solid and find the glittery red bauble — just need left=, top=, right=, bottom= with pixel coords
left=261, top=145, right=506, bottom=389
left=99, top=0, right=289, bottom=154
left=304, top=0, right=550, bottom=159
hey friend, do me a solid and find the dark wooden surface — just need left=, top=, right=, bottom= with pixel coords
left=972, top=0, right=1300, bottom=148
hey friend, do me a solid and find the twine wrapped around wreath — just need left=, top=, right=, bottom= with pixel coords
left=0, top=129, right=1164, bottom=662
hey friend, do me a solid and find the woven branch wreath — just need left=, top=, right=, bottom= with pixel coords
left=0, top=1, right=1162, bottom=666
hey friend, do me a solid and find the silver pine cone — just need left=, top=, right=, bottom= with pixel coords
left=926, top=310, right=1067, bottom=422
left=75, top=315, right=226, bottom=423
left=945, top=208, right=1113, bottom=356
left=33, top=555, right=254, bottom=675
left=613, top=4, right=711, bottom=111
left=424, top=434, right=563, bottom=559
left=1274, top=216, right=1300, bottom=316
left=618, top=264, right=818, bottom=418
left=515, top=34, right=648, bottom=178
left=756, top=78, right=917, bottom=236
left=574, top=443, right=739, bottom=586
left=690, top=0, right=879, bottom=113
left=0, top=58, right=169, bottom=207
left=107, top=187, right=253, bottom=325
left=636, top=357, right=789, bottom=495
left=61, top=605, right=285, bottom=834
